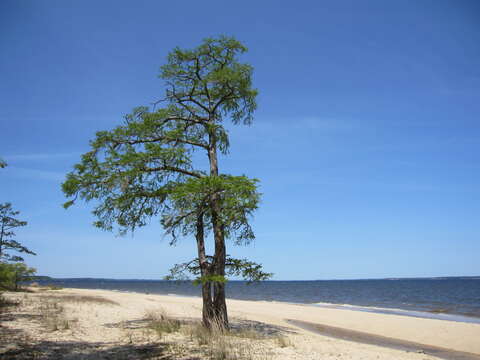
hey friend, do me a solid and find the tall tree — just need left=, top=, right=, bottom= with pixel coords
left=62, top=36, right=270, bottom=328
left=0, top=203, right=36, bottom=262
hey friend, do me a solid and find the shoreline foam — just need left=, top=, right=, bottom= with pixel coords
left=41, top=282, right=480, bottom=325
left=311, top=302, right=480, bottom=324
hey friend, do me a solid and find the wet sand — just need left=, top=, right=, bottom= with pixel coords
left=288, top=319, right=480, bottom=360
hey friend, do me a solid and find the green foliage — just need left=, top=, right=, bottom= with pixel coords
left=225, top=257, right=273, bottom=282
left=0, top=203, right=36, bottom=262
left=162, top=175, right=260, bottom=245
left=165, top=256, right=273, bottom=284
left=160, top=36, right=257, bottom=126
left=0, top=262, right=36, bottom=291
left=192, top=274, right=228, bottom=286
left=62, top=36, right=258, bottom=238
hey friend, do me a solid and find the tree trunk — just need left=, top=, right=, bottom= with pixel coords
left=208, top=131, right=229, bottom=329
left=213, top=281, right=228, bottom=328
left=212, top=207, right=228, bottom=328
left=201, top=281, right=215, bottom=328
left=211, top=196, right=228, bottom=329
left=196, top=213, right=216, bottom=328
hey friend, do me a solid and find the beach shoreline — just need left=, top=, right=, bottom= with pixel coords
left=2, top=287, right=480, bottom=359
left=39, top=282, right=480, bottom=325
left=35, top=277, right=480, bottom=322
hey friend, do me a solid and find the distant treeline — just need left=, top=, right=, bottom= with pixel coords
left=30, top=276, right=52, bottom=281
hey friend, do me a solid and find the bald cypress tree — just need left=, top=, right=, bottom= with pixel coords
left=62, top=36, right=271, bottom=328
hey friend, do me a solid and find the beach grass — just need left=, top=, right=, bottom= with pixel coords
left=39, top=294, right=119, bottom=306
left=145, top=309, right=182, bottom=338
left=38, top=299, right=72, bottom=331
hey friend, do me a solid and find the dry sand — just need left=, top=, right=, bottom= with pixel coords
left=1, top=287, right=479, bottom=359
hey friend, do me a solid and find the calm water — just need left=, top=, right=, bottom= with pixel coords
left=36, top=277, right=480, bottom=322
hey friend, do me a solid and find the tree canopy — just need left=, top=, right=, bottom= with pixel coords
left=62, top=36, right=269, bottom=328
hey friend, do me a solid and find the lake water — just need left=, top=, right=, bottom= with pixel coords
left=36, top=277, right=480, bottom=323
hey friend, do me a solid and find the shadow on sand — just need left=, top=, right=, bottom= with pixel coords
left=0, top=310, right=182, bottom=360
left=103, top=316, right=293, bottom=337
left=0, top=339, right=186, bottom=360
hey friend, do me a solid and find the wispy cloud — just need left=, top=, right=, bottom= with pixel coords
left=5, top=167, right=65, bottom=182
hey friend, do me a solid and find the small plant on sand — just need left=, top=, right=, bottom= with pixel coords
left=39, top=300, right=72, bottom=331
left=275, top=335, right=292, bottom=348
left=45, top=285, right=63, bottom=290
left=145, top=309, right=181, bottom=338
left=185, top=322, right=213, bottom=346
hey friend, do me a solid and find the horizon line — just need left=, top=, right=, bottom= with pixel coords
left=36, top=275, right=480, bottom=281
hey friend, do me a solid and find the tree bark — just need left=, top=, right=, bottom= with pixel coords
left=211, top=208, right=228, bottom=328
left=207, top=131, right=229, bottom=329
left=196, top=213, right=215, bottom=328
left=201, top=279, right=215, bottom=328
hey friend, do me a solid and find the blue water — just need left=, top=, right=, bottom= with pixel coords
left=36, top=277, right=480, bottom=322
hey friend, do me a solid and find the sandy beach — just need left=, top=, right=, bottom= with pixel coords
left=1, top=287, right=479, bottom=359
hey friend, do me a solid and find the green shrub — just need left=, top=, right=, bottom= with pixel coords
left=0, top=262, right=36, bottom=291
left=145, top=310, right=181, bottom=338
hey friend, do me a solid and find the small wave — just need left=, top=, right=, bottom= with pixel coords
left=310, top=302, right=480, bottom=324
left=428, top=308, right=451, bottom=314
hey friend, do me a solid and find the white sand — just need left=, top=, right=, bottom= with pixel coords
left=3, top=288, right=480, bottom=359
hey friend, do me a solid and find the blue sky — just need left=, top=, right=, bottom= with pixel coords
left=1, top=0, right=479, bottom=280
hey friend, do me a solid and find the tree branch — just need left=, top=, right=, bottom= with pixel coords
left=141, top=165, right=202, bottom=178
left=117, top=136, right=208, bottom=150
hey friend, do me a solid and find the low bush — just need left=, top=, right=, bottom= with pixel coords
left=145, top=309, right=181, bottom=338
left=0, top=262, right=36, bottom=291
